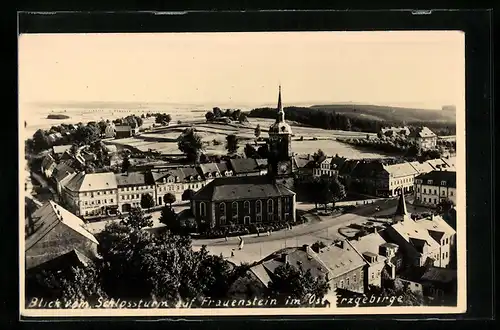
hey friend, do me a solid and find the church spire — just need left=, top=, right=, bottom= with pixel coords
left=277, top=85, right=285, bottom=122
left=393, top=189, right=409, bottom=223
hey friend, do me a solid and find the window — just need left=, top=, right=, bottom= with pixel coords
left=441, top=180, right=447, bottom=186
left=232, top=202, right=238, bottom=219
left=371, top=273, right=374, bottom=279
left=284, top=197, right=290, bottom=212
left=339, top=280, right=344, bottom=289
left=244, top=201, right=250, bottom=214
left=97, top=191, right=101, bottom=195
left=255, top=200, right=262, bottom=215
left=417, top=187, right=420, bottom=193
left=110, top=199, right=114, bottom=203
left=104, top=199, right=107, bottom=203
left=200, top=202, right=206, bottom=217
left=277, top=198, right=282, bottom=221
left=442, top=253, right=445, bottom=260
left=256, top=214, right=262, bottom=222
left=434, top=198, right=437, bottom=204
left=353, top=275, right=356, bottom=283
left=423, top=188, right=427, bottom=194
left=84, top=201, right=88, bottom=206
left=434, top=189, right=437, bottom=195
left=442, top=191, right=445, bottom=196
left=346, top=277, right=350, bottom=286
left=423, top=197, right=427, bottom=202
left=267, top=199, right=274, bottom=213
left=450, top=191, right=454, bottom=196
left=219, top=202, right=226, bottom=216
left=220, top=216, right=226, bottom=225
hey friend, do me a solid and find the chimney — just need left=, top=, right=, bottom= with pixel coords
left=281, top=253, right=289, bottom=264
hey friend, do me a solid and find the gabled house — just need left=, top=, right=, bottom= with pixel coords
left=293, top=154, right=316, bottom=178
left=61, top=172, right=118, bottom=218
left=215, top=162, right=234, bottom=177
left=40, top=154, right=57, bottom=179
left=408, top=127, right=438, bottom=150
left=414, top=170, right=457, bottom=206
left=382, top=162, right=419, bottom=196
left=381, top=192, right=456, bottom=269
left=198, top=163, right=222, bottom=183
left=52, top=144, right=73, bottom=160
left=25, top=201, right=99, bottom=271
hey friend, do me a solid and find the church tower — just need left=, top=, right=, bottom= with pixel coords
left=393, top=189, right=411, bottom=224
left=268, top=85, right=295, bottom=189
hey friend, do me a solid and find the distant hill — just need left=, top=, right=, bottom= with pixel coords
left=309, top=104, right=456, bottom=123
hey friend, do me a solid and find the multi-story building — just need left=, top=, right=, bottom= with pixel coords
left=381, top=192, right=456, bottom=269
left=413, top=170, right=456, bottom=206
left=408, top=126, right=438, bottom=150
left=191, top=175, right=296, bottom=230
left=151, top=167, right=206, bottom=206
left=382, top=162, right=419, bottom=196
left=115, top=172, right=156, bottom=213
left=314, top=156, right=347, bottom=177
left=61, top=172, right=118, bottom=218
left=40, top=154, right=57, bottom=179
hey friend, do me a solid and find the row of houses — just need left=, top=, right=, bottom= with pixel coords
left=53, top=157, right=270, bottom=218
left=300, top=154, right=456, bottom=199
left=233, top=193, right=456, bottom=304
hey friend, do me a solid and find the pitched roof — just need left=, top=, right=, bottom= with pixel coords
left=229, top=158, right=260, bottom=174
left=261, top=247, right=329, bottom=280
left=408, top=126, right=437, bottom=138
left=425, top=158, right=452, bottom=171
left=389, top=218, right=441, bottom=257
left=415, top=170, right=456, bottom=188
left=115, top=171, right=154, bottom=186
left=255, top=159, right=268, bottom=168
left=26, top=201, right=98, bottom=269
left=52, top=144, right=72, bottom=154
left=198, top=163, right=221, bottom=176
left=180, top=166, right=203, bottom=180
left=384, top=162, right=419, bottom=178
left=409, top=161, right=435, bottom=174
left=41, top=154, right=56, bottom=171
left=28, top=249, right=94, bottom=274
left=338, top=160, right=359, bottom=176
left=51, top=162, right=77, bottom=182
left=193, top=176, right=295, bottom=201
left=215, top=162, right=230, bottom=172
left=351, top=161, right=385, bottom=178
left=293, top=155, right=315, bottom=169
left=415, top=215, right=456, bottom=238
left=104, top=144, right=118, bottom=153
left=317, top=241, right=367, bottom=278
left=349, top=232, right=388, bottom=263
left=420, top=267, right=457, bottom=284
left=64, top=172, right=118, bottom=192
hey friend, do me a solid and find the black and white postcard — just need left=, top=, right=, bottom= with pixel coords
left=19, top=30, right=466, bottom=317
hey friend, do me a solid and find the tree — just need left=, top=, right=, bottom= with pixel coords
left=213, top=107, right=223, bottom=118
left=254, top=124, right=261, bottom=141
left=328, top=175, right=347, bottom=209
left=205, top=111, right=215, bottom=121
left=121, top=157, right=131, bottom=173
left=165, top=114, right=172, bottom=125
left=312, top=149, right=326, bottom=164
left=33, top=129, right=51, bottom=152
left=311, top=241, right=327, bottom=253
left=159, top=205, right=179, bottom=233
left=163, top=193, right=176, bottom=208
left=345, top=118, right=352, bottom=131
left=225, top=134, right=239, bottom=155
left=74, top=125, right=100, bottom=145
left=27, top=264, right=107, bottom=306
left=120, top=207, right=154, bottom=230
left=268, top=263, right=330, bottom=304
left=238, top=113, right=248, bottom=123
left=244, top=144, right=259, bottom=159
left=140, top=193, right=155, bottom=210
left=177, top=128, right=204, bottom=162
left=182, top=189, right=195, bottom=201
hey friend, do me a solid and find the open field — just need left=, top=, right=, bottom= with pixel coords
left=108, top=117, right=389, bottom=159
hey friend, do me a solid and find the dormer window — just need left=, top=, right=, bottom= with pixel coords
left=427, top=180, right=433, bottom=185
left=441, top=181, right=447, bottom=186
left=175, top=176, right=180, bottom=182
left=197, top=175, right=201, bottom=180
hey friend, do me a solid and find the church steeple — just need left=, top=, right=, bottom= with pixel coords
left=393, top=189, right=409, bottom=223
left=277, top=85, right=285, bottom=122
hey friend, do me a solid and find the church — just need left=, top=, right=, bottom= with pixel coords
left=191, top=86, right=298, bottom=230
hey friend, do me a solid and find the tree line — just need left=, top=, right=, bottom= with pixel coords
left=205, top=107, right=248, bottom=124
left=248, top=106, right=456, bottom=135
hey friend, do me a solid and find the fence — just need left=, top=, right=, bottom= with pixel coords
left=336, top=197, right=386, bottom=207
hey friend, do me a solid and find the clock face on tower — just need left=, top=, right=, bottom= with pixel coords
left=277, top=161, right=291, bottom=175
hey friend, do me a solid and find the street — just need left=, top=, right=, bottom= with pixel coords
left=193, top=196, right=434, bottom=265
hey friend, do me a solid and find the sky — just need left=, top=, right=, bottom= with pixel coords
left=18, top=31, right=465, bottom=110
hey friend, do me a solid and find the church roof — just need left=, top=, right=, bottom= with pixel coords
left=192, top=176, right=295, bottom=202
